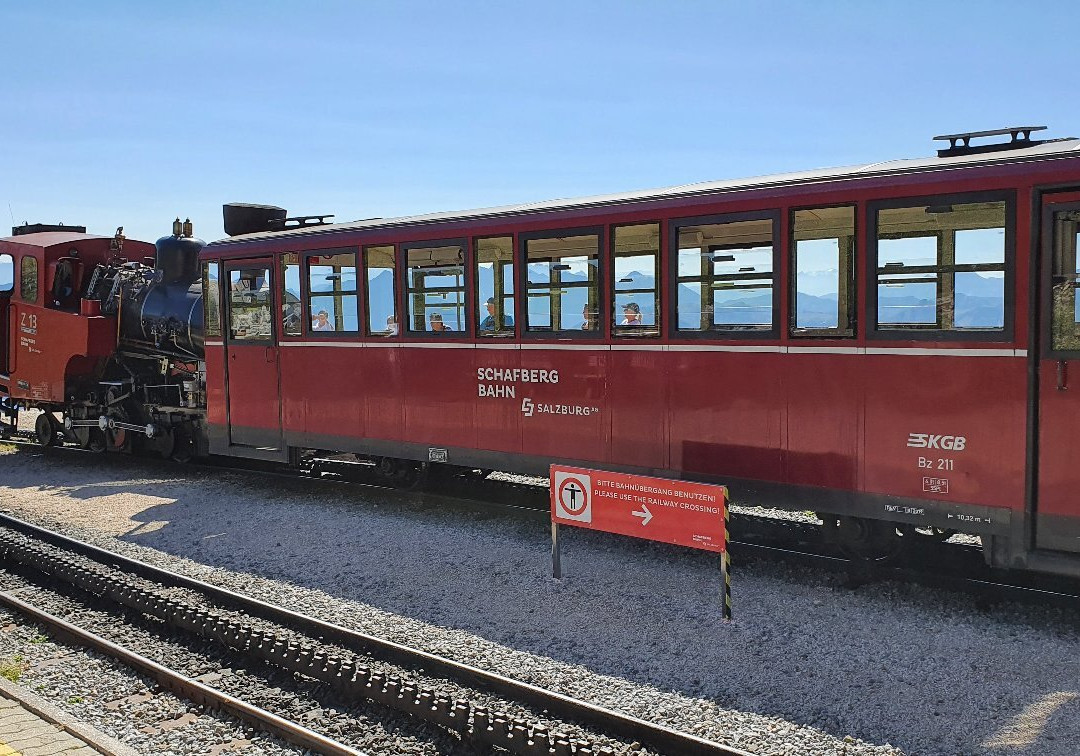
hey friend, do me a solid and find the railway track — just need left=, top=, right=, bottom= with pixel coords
left=5, top=433, right=1080, bottom=613
left=0, top=511, right=754, bottom=756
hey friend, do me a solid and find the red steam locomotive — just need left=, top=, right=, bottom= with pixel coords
left=4, top=126, right=1080, bottom=578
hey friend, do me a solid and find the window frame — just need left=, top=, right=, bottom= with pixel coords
left=788, top=203, right=858, bottom=339
left=1041, top=199, right=1080, bottom=359
left=473, top=234, right=516, bottom=340
left=225, top=262, right=276, bottom=345
left=400, top=237, right=470, bottom=337
left=519, top=225, right=606, bottom=340
left=866, top=190, right=1015, bottom=342
left=0, top=253, right=13, bottom=294
left=363, top=243, right=399, bottom=338
left=302, top=247, right=360, bottom=338
left=20, top=255, right=38, bottom=303
left=202, top=260, right=222, bottom=339
left=612, top=221, right=662, bottom=339
left=667, top=209, right=781, bottom=340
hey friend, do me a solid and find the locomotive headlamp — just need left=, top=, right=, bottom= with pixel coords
left=172, top=217, right=183, bottom=236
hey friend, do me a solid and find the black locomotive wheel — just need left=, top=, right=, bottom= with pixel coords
left=35, top=414, right=57, bottom=447
left=170, top=425, right=194, bottom=463
left=87, top=429, right=107, bottom=453
left=107, top=427, right=128, bottom=452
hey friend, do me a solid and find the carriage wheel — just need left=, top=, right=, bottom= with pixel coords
left=831, top=516, right=907, bottom=561
left=373, top=457, right=428, bottom=490
left=35, top=413, right=58, bottom=447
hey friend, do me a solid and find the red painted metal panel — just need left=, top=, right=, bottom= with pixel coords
left=362, top=347, right=406, bottom=442
left=608, top=349, right=668, bottom=470
left=8, top=302, right=116, bottom=402
left=1036, top=367, right=1080, bottom=522
left=517, top=350, right=608, bottom=464
left=784, top=352, right=859, bottom=490
left=278, top=345, right=364, bottom=441
left=668, top=351, right=783, bottom=481
left=226, top=343, right=282, bottom=446
left=550, top=465, right=727, bottom=552
left=403, top=348, right=475, bottom=448
left=474, top=350, right=522, bottom=454
left=204, top=344, right=227, bottom=427
left=862, top=355, right=1025, bottom=511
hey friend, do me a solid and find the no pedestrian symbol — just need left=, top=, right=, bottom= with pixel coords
left=554, top=471, right=591, bottom=522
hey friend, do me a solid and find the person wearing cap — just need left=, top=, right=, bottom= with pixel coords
left=620, top=302, right=643, bottom=326
left=479, top=297, right=513, bottom=331
left=429, top=312, right=453, bottom=332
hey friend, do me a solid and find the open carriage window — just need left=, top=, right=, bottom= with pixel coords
left=405, top=242, right=467, bottom=334
left=674, top=215, right=777, bottom=334
left=364, top=245, right=397, bottom=336
left=792, top=206, right=856, bottom=337
left=613, top=223, right=660, bottom=336
left=871, top=197, right=1009, bottom=336
left=475, top=236, right=515, bottom=337
left=281, top=254, right=301, bottom=336
left=306, top=249, right=358, bottom=334
left=524, top=231, right=600, bottom=335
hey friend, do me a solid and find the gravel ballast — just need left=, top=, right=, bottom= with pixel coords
left=1, top=445, right=1078, bottom=755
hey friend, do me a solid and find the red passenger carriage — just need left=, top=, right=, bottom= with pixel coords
left=198, top=128, right=1080, bottom=577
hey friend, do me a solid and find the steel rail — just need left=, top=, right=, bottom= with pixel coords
left=0, top=589, right=367, bottom=756
left=0, top=512, right=754, bottom=756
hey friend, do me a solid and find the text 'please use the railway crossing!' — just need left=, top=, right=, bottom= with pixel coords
left=549, top=465, right=731, bottom=616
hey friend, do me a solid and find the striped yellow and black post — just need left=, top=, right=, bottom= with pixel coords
left=721, top=488, right=732, bottom=621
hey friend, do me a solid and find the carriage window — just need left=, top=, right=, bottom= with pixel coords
left=676, top=218, right=775, bottom=332
left=406, top=243, right=466, bottom=334
left=228, top=266, right=273, bottom=342
left=281, top=254, right=301, bottom=336
left=875, top=200, right=1006, bottom=331
left=476, top=237, right=515, bottom=337
left=1050, top=210, right=1080, bottom=351
left=307, top=250, right=358, bottom=334
left=793, top=206, right=855, bottom=336
left=365, top=245, right=397, bottom=336
left=0, top=254, right=13, bottom=293
left=525, top=233, right=600, bottom=333
left=203, top=261, right=221, bottom=338
left=20, top=257, right=38, bottom=303
left=614, top=224, right=660, bottom=336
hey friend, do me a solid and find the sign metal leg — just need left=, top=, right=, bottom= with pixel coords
left=551, top=520, right=562, bottom=579
left=722, top=494, right=732, bottom=621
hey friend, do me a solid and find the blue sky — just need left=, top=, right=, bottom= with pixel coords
left=1, top=1, right=1077, bottom=244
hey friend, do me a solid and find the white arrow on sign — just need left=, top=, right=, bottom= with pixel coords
left=632, top=503, right=653, bottom=526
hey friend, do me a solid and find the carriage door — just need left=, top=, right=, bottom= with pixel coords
left=224, top=259, right=284, bottom=453
left=1036, top=198, right=1080, bottom=552
left=0, top=253, right=11, bottom=377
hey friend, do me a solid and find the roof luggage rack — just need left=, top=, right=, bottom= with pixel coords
left=933, top=126, right=1048, bottom=157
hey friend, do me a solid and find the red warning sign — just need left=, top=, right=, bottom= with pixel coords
left=550, top=465, right=727, bottom=553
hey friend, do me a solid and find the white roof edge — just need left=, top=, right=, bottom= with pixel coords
left=209, top=138, right=1080, bottom=247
